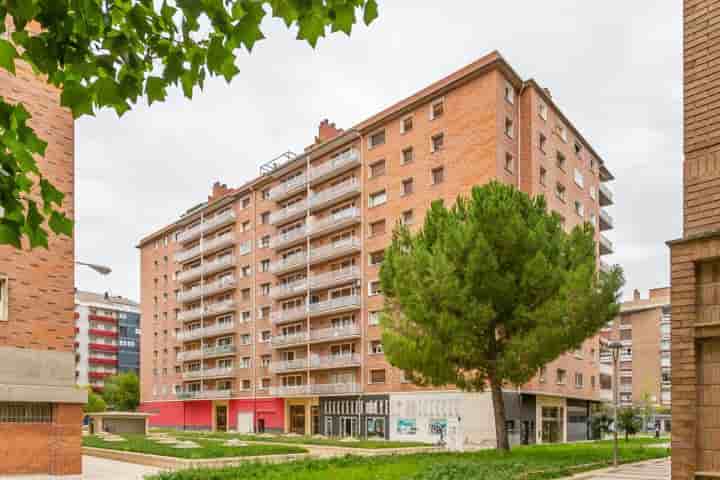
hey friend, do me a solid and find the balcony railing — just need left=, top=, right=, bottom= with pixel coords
left=177, top=210, right=236, bottom=243
left=178, top=277, right=237, bottom=303
left=270, top=252, right=308, bottom=274
left=177, top=389, right=232, bottom=400
left=308, top=208, right=361, bottom=237
left=182, top=367, right=236, bottom=380
left=270, top=382, right=361, bottom=396
left=599, top=388, right=613, bottom=402
left=177, top=299, right=236, bottom=322
left=269, top=200, right=308, bottom=225
left=177, top=320, right=235, bottom=341
left=269, top=279, right=308, bottom=299
left=309, top=295, right=361, bottom=317
left=599, top=183, right=613, bottom=207
left=310, top=324, right=360, bottom=343
left=309, top=354, right=361, bottom=369
left=268, top=173, right=307, bottom=202
left=177, top=255, right=236, bottom=283
left=270, top=305, right=307, bottom=324
left=308, top=178, right=360, bottom=211
left=599, top=234, right=613, bottom=256
left=271, top=331, right=309, bottom=348
left=271, top=358, right=308, bottom=373
left=177, top=344, right=236, bottom=362
left=270, top=226, right=307, bottom=250
left=309, top=239, right=361, bottom=266
left=308, top=149, right=360, bottom=184
left=174, top=233, right=235, bottom=264
left=599, top=209, right=613, bottom=231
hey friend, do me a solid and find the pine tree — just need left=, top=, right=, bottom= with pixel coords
left=380, top=181, right=623, bottom=450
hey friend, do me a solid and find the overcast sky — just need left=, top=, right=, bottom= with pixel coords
left=74, top=1, right=682, bottom=302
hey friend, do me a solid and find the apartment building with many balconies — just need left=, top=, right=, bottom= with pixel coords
left=138, top=51, right=615, bottom=446
left=74, top=291, right=141, bottom=391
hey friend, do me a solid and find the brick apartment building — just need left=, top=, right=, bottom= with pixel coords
left=75, top=291, right=140, bottom=391
left=602, top=288, right=672, bottom=432
left=667, top=1, right=720, bottom=479
left=138, top=51, right=615, bottom=446
left=0, top=30, right=86, bottom=476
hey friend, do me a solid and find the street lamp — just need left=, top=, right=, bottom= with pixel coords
left=76, top=262, right=112, bottom=275
left=606, top=340, right=623, bottom=468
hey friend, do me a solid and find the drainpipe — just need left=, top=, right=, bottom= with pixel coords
left=516, top=82, right=527, bottom=191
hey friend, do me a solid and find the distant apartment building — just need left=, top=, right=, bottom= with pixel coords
left=602, top=288, right=671, bottom=409
left=138, top=51, right=615, bottom=447
left=75, top=291, right=140, bottom=391
left=0, top=26, right=86, bottom=476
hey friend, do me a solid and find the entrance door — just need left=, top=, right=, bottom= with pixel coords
left=340, top=416, right=358, bottom=437
left=257, top=418, right=265, bottom=433
left=311, top=406, right=320, bottom=435
left=290, top=405, right=306, bottom=435
left=216, top=405, right=228, bottom=432
left=541, top=407, right=563, bottom=443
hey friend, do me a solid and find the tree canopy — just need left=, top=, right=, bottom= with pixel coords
left=379, top=181, right=623, bottom=450
left=0, top=0, right=378, bottom=248
left=102, top=371, right=140, bottom=411
left=83, top=386, right=107, bottom=413
left=617, top=406, right=642, bottom=441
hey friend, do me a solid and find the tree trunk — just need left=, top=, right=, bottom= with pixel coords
left=489, top=374, right=510, bottom=451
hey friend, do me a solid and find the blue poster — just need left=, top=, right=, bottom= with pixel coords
left=429, top=418, right=448, bottom=436
left=397, top=418, right=417, bottom=435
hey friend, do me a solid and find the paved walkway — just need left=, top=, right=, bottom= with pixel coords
left=566, top=458, right=670, bottom=480
left=0, top=456, right=162, bottom=480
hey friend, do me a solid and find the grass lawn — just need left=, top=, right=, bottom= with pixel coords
left=165, top=429, right=430, bottom=449
left=82, top=434, right=307, bottom=459
left=147, top=438, right=669, bottom=480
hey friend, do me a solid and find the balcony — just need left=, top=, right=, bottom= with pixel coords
left=268, top=173, right=307, bottom=202
left=599, top=234, right=613, bottom=256
left=308, top=208, right=361, bottom=238
left=177, top=344, right=236, bottom=362
left=309, top=354, right=361, bottom=370
left=619, top=384, right=633, bottom=393
left=308, top=149, right=361, bottom=185
left=599, top=388, right=613, bottom=402
left=177, top=389, right=232, bottom=400
left=177, top=276, right=237, bottom=304
left=270, top=382, right=361, bottom=397
left=177, top=299, right=236, bottom=322
left=177, top=210, right=236, bottom=244
left=599, top=363, right=613, bottom=376
left=599, top=209, right=613, bottom=231
left=269, top=279, right=308, bottom=300
left=174, top=233, right=235, bottom=264
left=89, top=329, right=117, bottom=338
left=270, top=305, right=307, bottom=325
left=308, top=295, right=361, bottom=317
left=309, top=267, right=361, bottom=291
left=312, top=325, right=361, bottom=343
left=88, top=357, right=118, bottom=366
left=270, top=200, right=308, bottom=225
left=599, top=183, right=613, bottom=207
left=177, top=255, right=236, bottom=283
left=177, top=321, right=235, bottom=342
left=271, top=358, right=308, bottom=373
left=270, top=252, right=308, bottom=275
left=271, top=332, right=310, bottom=348
left=89, top=344, right=118, bottom=353
left=309, top=239, right=361, bottom=267
left=182, top=367, right=236, bottom=380
left=308, top=178, right=361, bottom=212
left=270, top=226, right=307, bottom=250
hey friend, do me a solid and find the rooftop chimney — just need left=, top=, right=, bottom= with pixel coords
left=633, top=289, right=641, bottom=301
left=315, top=119, right=343, bottom=144
left=209, top=181, right=229, bottom=202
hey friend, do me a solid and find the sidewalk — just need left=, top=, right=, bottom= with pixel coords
left=562, top=458, right=670, bottom=480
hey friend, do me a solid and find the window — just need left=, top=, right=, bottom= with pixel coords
left=260, top=283, right=270, bottom=296
left=539, top=367, right=547, bottom=383
left=238, top=357, right=250, bottom=368
left=0, top=275, right=7, bottom=321
left=504, top=82, right=514, bottom=104
left=539, top=167, right=547, bottom=186
left=241, top=197, right=251, bottom=209
left=369, top=250, right=385, bottom=266
left=504, top=117, right=514, bottom=138
left=431, top=133, right=445, bottom=152
left=370, top=369, right=386, bottom=384
left=370, top=159, right=386, bottom=178
left=368, top=130, right=386, bottom=148
left=504, top=153, right=514, bottom=173
left=241, top=310, right=251, bottom=322
left=262, top=189, right=270, bottom=200
left=574, top=168, right=584, bottom=188
left=369, top=280, right=382, bottom=296
left=556, top=151, right=566, bottom=171
left=261, top=378, right=271, bottom=389
left=401, top=178, right=414, bottom=196
left=369, top=219, right=386, bottom=237
left=260, top=330, right=271, bottom=343
left=556, top=369, right=567, bottom=385
left=369, top=190, right=387, bottom=208
left=589, top=213, right=597, bottom=228
left=538, top=101, right=548, bottom=120
left=260, top=211, right=270, bottom=224
left=591, top=376, right=596, bottom=388
left=261, top=355, right=271, bottom=368
left=260, top=259, right=270, bottom=272
left=589, top=186, right=597, bottom=201
left=400, top=209, right=414, bottom=225
left=241, top=288, right=251, bottom=301
left=370, top=340, right=383, bottom=355
left=430, top=98, right=444, bottom=120
left=574, top=142, right=583, bottom=157
left=575, top=373, right=584, bottom=388
left=0, top=403, right=53, bottom=423
left=574, top=200, right=584, bottom=218
left=555, top=183, right=566, bottom=202
left=259, top=235, right=270, bottom=249
left=557, top=124, right=568, bottom=142
left=241, top=221, right=251, bottom=232
left=241, top=265, right=251, bottom=277
left=539, top=132, right=547, bottom=153
left=400, top=116, right=413, bottom=134
left=242, top=379, right=251, bottom=390
left=431, top=166, right=445, bottom=185
left=240, top=334, right=251, bottom=345
left=369, top=311, right=381, bottom=326
left=401, top=147, right=414, bottom=165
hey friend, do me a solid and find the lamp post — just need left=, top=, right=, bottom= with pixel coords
left=606, top=340, right=623, bottom=468
left=76, top=262, right=112, bottom=276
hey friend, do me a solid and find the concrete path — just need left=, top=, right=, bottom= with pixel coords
left=0, top=456, right=163, bottom=480
left=565, top=458, right=670, bottom=480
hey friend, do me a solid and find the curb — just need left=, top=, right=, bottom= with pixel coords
left=555, top=457, right=671, bottom=480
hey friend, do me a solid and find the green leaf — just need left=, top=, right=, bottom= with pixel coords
left=39, top=178, right=64, bottom=212
left=364, top=0, right=379, bottom=25
left=145, top=76, right=167, bottom=105
left=331, top=4, right=355, bottom=35
left=0, top=39, right=18, bottom=75
left=297, top=11, right=326, bottom=48
left=61, top=83, right=94, bottom=118
left=0, top=223, right=22, bottom=248
left=49, top=210, right=73, bottom=237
